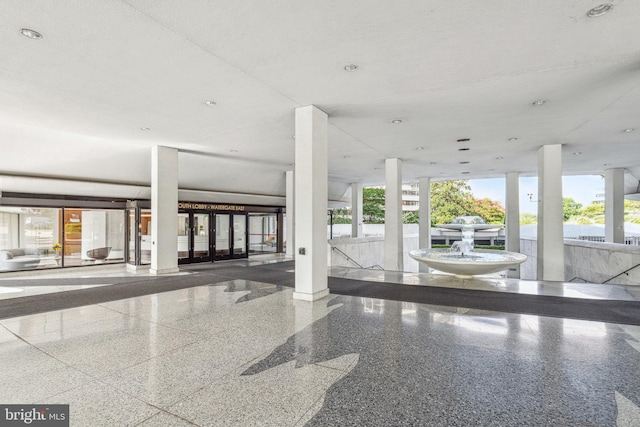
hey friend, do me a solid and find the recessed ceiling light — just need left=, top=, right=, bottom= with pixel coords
left=374, top=167, right=381, bottom=170
left=532, top=99, right=547, bottom=106
left=587, top=4, right=613, bottom=17
left=458, top=148, right=470, bottom=151
left=429, top=162, right=437, bottom=165
left=343, top=156, right=351, bottom=159
left=344, top=64, right=359, bottom=72
left=391, top=119, right=403, bottom=124
left=623, top=128, right=634, bottom=133
left=495, top=156, right=503, bottom=160
left=20, top=28, right=42, bottom=39
left=507, top=137, right=518, bottom=141
left=603, top=163, right=612, bottom=166
left=416, top=147, right=424, bottom=150
left=229, top=149, right=238, bottom=153
left=204, top=100, right=216, bottom=106
left=456, top=138, right=470, bottom=142
left=459, top=161, right=470, bottom=164
left=572, top=151, right=582, bottom=155
left=461, top=172, right=470, bottom=175
left=140, top=127, right=151, bottom=131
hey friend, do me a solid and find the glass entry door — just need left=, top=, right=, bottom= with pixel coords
left=214, top=213, right=247, bottom=260
left=178, top=211, right=212, bottom=264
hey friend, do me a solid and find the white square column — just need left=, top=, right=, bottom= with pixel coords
left=286, top=170, right=295, bottom=256
left=150, top=146, right=179, bottom=275
left=293, top=105, right=329, bottom=302
left=418, top=177, right=431, bottom=273
left=351, top=183, right=363, bottom=238
left=384, top=158, right=403, bottom=271
left=605, top=168, right=625, bottom=243
left=505, top=172, right=521, bottom=278
left=536, top=145, right=564, bottom=281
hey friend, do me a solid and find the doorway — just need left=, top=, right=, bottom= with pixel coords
left=214, top=213, right=248, bottom=260
left=178, top=211, right=212, bottom=264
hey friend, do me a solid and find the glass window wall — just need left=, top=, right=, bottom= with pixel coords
left=0, top=207, right=62, bottom=271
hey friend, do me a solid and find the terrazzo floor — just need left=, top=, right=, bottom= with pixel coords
left=1, top=258, right=639, bottom=426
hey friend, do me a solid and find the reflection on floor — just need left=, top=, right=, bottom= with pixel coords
left=0, top=258, right=639, bottom=426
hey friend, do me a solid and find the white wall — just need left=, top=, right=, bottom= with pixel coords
left=519, top=237, right=640, bottom=286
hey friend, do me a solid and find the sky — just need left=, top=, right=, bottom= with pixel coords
left=468, top=174, right=605, bottom=214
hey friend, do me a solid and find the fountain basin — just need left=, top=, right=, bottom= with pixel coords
left=409, top=249, right=527, bottom=278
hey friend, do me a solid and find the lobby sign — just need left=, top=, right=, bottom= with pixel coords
left=178, top=202, right=245, bottom=211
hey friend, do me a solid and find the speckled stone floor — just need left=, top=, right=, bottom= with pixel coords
left=1, top=259, right=639, bottom=426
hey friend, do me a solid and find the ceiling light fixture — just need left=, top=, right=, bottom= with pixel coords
left=391, top=119, right=403, bottom=124
left=459, top=161, right=469, bottom=164
left=532, top=99, right=547, bottom=106
left=429, top=162, right=437, bottom=165
left=343, top=156, right=351, bottom=159
left=204, top=100, right=216, bottom=106
left=495, top=156, right=503, bottom=160
left=508, top=137, right=518, bottom=141
left=603, top=163, right=612, bottom=166
left=623, top=128, right=634, bottom=133
left=461, top=172, right=470, bottom=175
left=456, top=138, right=470, bottom=142
left=416, top=147, right=424, bottom=150
left=572, top=151, right=582, bottom=155
left=344, top=64, right=359, bottom=72
left=20, top=28, right=42, bottom=39
left=229, top=149, right=238, bottom=153
left=587, top=4, right=613, bottom=17
left=140, top=127, right=151, bottom=131
left=458, top=148, right=470, bottom=151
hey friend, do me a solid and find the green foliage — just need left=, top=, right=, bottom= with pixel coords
left=520, top=213, right=537, bottom=224
left=363, top=187, right=385, bottom=224
left=580, top=202, right=605, bottom=224
left=430, top=180, right=474, bottom=226
left=471, top=198, right=505, bottom=224
left=562, top=197, right=582, bottom=221
left=403, top=211, right=419, bottom=224
left=331, top=208, right=352, bottom=224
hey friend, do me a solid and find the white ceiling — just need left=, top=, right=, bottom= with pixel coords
left=1, top=0, right=639, bottom=203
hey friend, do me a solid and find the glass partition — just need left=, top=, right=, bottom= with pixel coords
left=0, top=207, right=62, bottom=271
left=249, top=214, right=277, bottom=253
left=178, top=213, right=190, bottom=260
left=140, top=209, right=151, bottom=264
left=63, top=209, right=125, bottom=266
left=127, top=209, right=136, bottom=265
left=233, top=214, right=247, bottom=255
left=216, top=214, right=230, bottom=257
left=193, top=213, right=210, bottom=258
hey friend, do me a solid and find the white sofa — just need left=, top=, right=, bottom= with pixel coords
left=0, top=249, right=42, bottom=271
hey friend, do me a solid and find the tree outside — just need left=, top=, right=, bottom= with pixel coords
left=362, top=187, right=385, bottom=224
left=362, top=181, right=506, bottom=225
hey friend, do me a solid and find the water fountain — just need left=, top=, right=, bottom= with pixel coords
left=409, top=216, right=526, bottom=278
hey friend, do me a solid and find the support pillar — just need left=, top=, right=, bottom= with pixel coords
left=384, top=158, right=403, bottom=271
left=505, top=172, right=520, bottom=278
left=537, top=145, right=564, bottom=281
left=286, top=170, right=295, bottom=256
left=351, top=183, right=363, bottom=238
left=605, top=168, right=625, bottom=244
left=150, top=146, right=179, bottom=275
left=293, top=106, right=329, bottom=301
left=418, top=177, right=431, bottom=273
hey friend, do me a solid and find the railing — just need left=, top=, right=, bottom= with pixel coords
left=331, top=246, right=384, bottom=270
left=565, top=235, right=640, bottom=246
left=569, top=261, right=640, bottom=284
